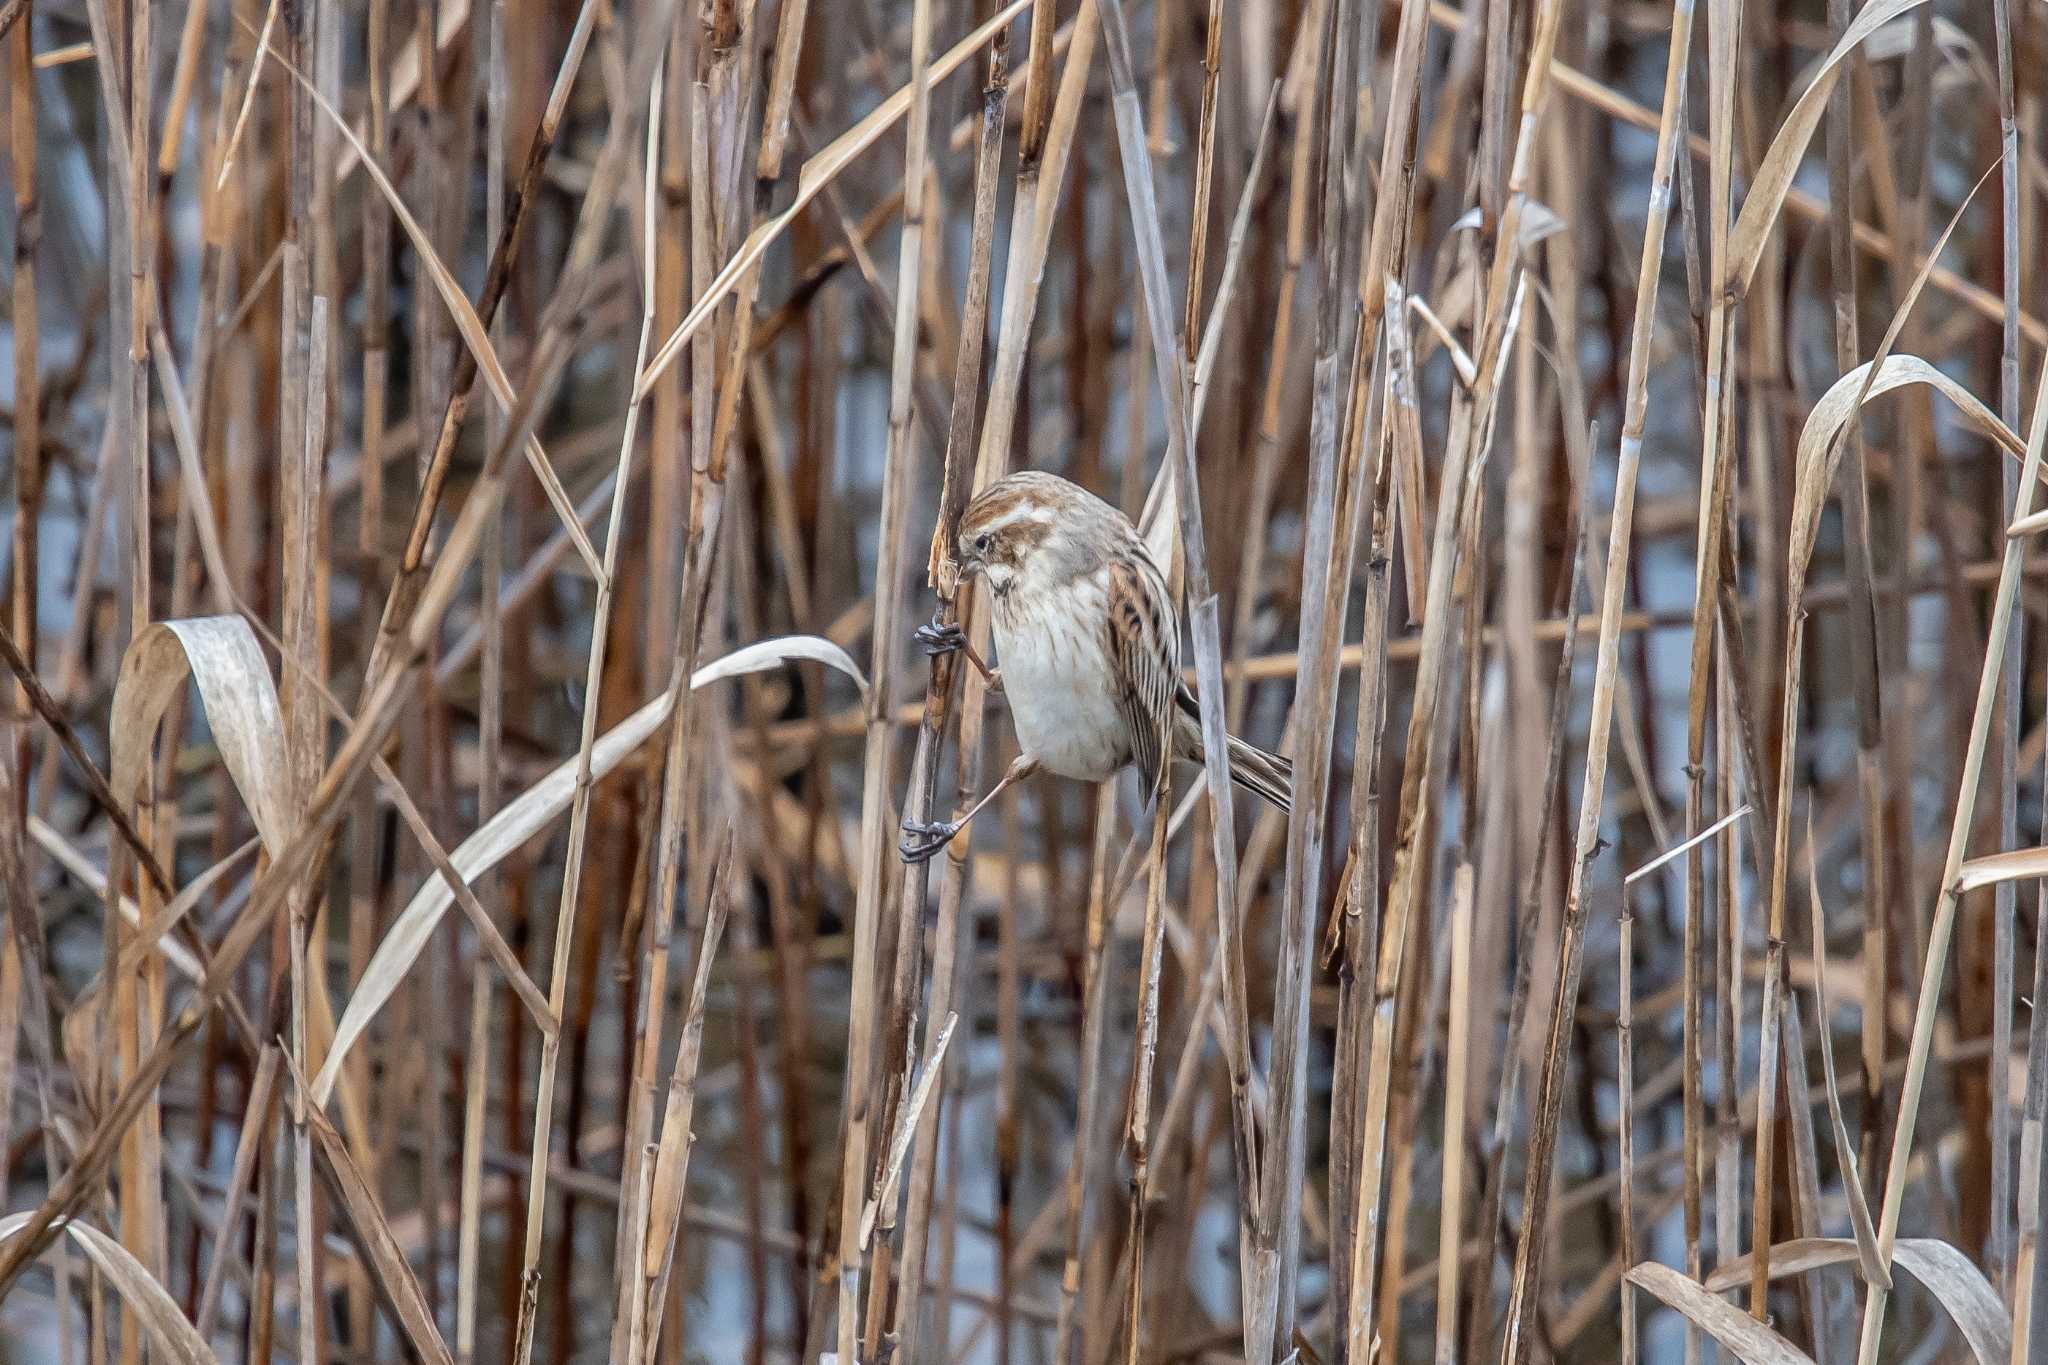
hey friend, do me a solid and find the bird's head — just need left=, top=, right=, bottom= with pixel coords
left=955, top=472, right=1084, bottom=596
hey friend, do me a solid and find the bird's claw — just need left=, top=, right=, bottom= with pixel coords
left=899, top=817, right=961, bottom=863
left=915, top=617, right=965, bottom=658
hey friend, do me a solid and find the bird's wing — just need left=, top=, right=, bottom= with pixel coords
left=1104, top=549, right=1180, bottom=793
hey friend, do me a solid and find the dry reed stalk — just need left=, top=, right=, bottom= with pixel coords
left=889, top=25, right=1010, bottom=1360
left=453, top=0, right=511, bottom=1349
left=6, top=0, right=2048, bottom=1357
left=1433, top=863, right=1475, bottom=1365
left=1097, top=0, right=1276, bottom=1347
left=1262, top=1, right=1362, bottom=1355
left=1817, top=0, right=1896, bottom=1261
left=1493, top=0, right=1690, bottom=1357
left=2022, top=856, right=2048, bottom=1360
left=1356, top=9, right=1561, bottom=1365
left=1989, top=0, right=2022, bottom=1296
left=832, top=0, right=937, bottom=1355
left=1853, top=171, right=2048, bottom=1365
left=0, top=0, right=683, bottom=1303
left=8, top=0, right=38, bottom=1003
left=1119, top=763, right=1173, bottom=1364
left=580, top=51, right=667, bottom=1359
left=1751, top=606, right=1805, bottom=1314
left=632, top=832, right=735, bottom=1361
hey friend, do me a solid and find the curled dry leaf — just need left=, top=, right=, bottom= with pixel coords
left=1781, top=161, right=1997, bottom=642
left=685, top=634, right=870, bottom=701
left=1449, top=198, right=1568, bottom=251
left=1954, top=844, right=2048, bottom=896
left=313, top=635, right=868, bottom=1105
left=1788, top=355, right=2022, bottom=601
left=1701, top=1238, right=2011, bottom=1365
left=111, top=618, right=294, bottom=856
left=0, top=1212, right=220, bottom=1365
left=1623, top=1262, right=1816, bottom=1365
left=62, top=616, right=295, bottom=1068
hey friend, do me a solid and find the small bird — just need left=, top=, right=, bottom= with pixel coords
left=902, top=471, right=1293, bottom=863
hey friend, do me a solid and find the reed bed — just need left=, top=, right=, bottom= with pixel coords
left=0, top=0, right=2044, bottom=1361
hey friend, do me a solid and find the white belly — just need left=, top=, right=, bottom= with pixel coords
left=991, top=577, right=1129, bottom=782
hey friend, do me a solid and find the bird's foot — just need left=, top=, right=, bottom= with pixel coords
left=899, top=817, right=962, bottom=863
left=914, top=615, right=964, bottom=657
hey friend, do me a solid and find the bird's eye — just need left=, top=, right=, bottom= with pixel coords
left=974, top=533, right=991, bottom=553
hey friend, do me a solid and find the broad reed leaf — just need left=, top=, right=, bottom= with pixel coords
left=313, top=636, right=868, bottom=1105
left=0, top=1212, right=219, bottom=1364
left=1623, top=1262, right=1816, bottom=1364
left=1704, top=1238, right=2011, bottom=1364
left=1726, top=0, right=1932, bottom=298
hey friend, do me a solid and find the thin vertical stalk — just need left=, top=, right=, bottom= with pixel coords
left=1854, top=175, right=2048, bottom=1365
left=1989, top=0, right=2021, bottom=1292
left=1121, top=772, right=1173, bottom=1364
left=891, top=25, right=1010, bottom=1359
left=1497, top=0, right=1689, bottom=1356
left=8, top=0, right=38, bottom=849
left=286, top=292, right=329, bottom=1365
left=1433, top=864, right=1476, bottom=1365
left=508, top=44, right=670, bottom=1363
left=1619, top=883, right=1639, bottom=1365
left=834, top=0, right=935, bottom=1358
left=455, top=0, right=510, bottom=1349
left=1821, top=0, right=1893, bottom=1231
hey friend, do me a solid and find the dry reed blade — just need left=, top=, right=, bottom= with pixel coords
left=633, top=0, right=1033, bottom=404
left=0, top=1213, right=219, bottom=1365
left=312, top=634, right=864, bottom=1103
left=1709, top=1239, right=2011, bottom=1364
left=1624, top=1262, right=1817, bottom=1364
left=1852, top=137, right=2048, bottom=1365
left=281, top=1053, right=457, bottom=1365
left=248, top=26, right=604, bottom=584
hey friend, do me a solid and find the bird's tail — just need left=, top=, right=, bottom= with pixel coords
left=1223, top=733, right=1292, bottom=813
